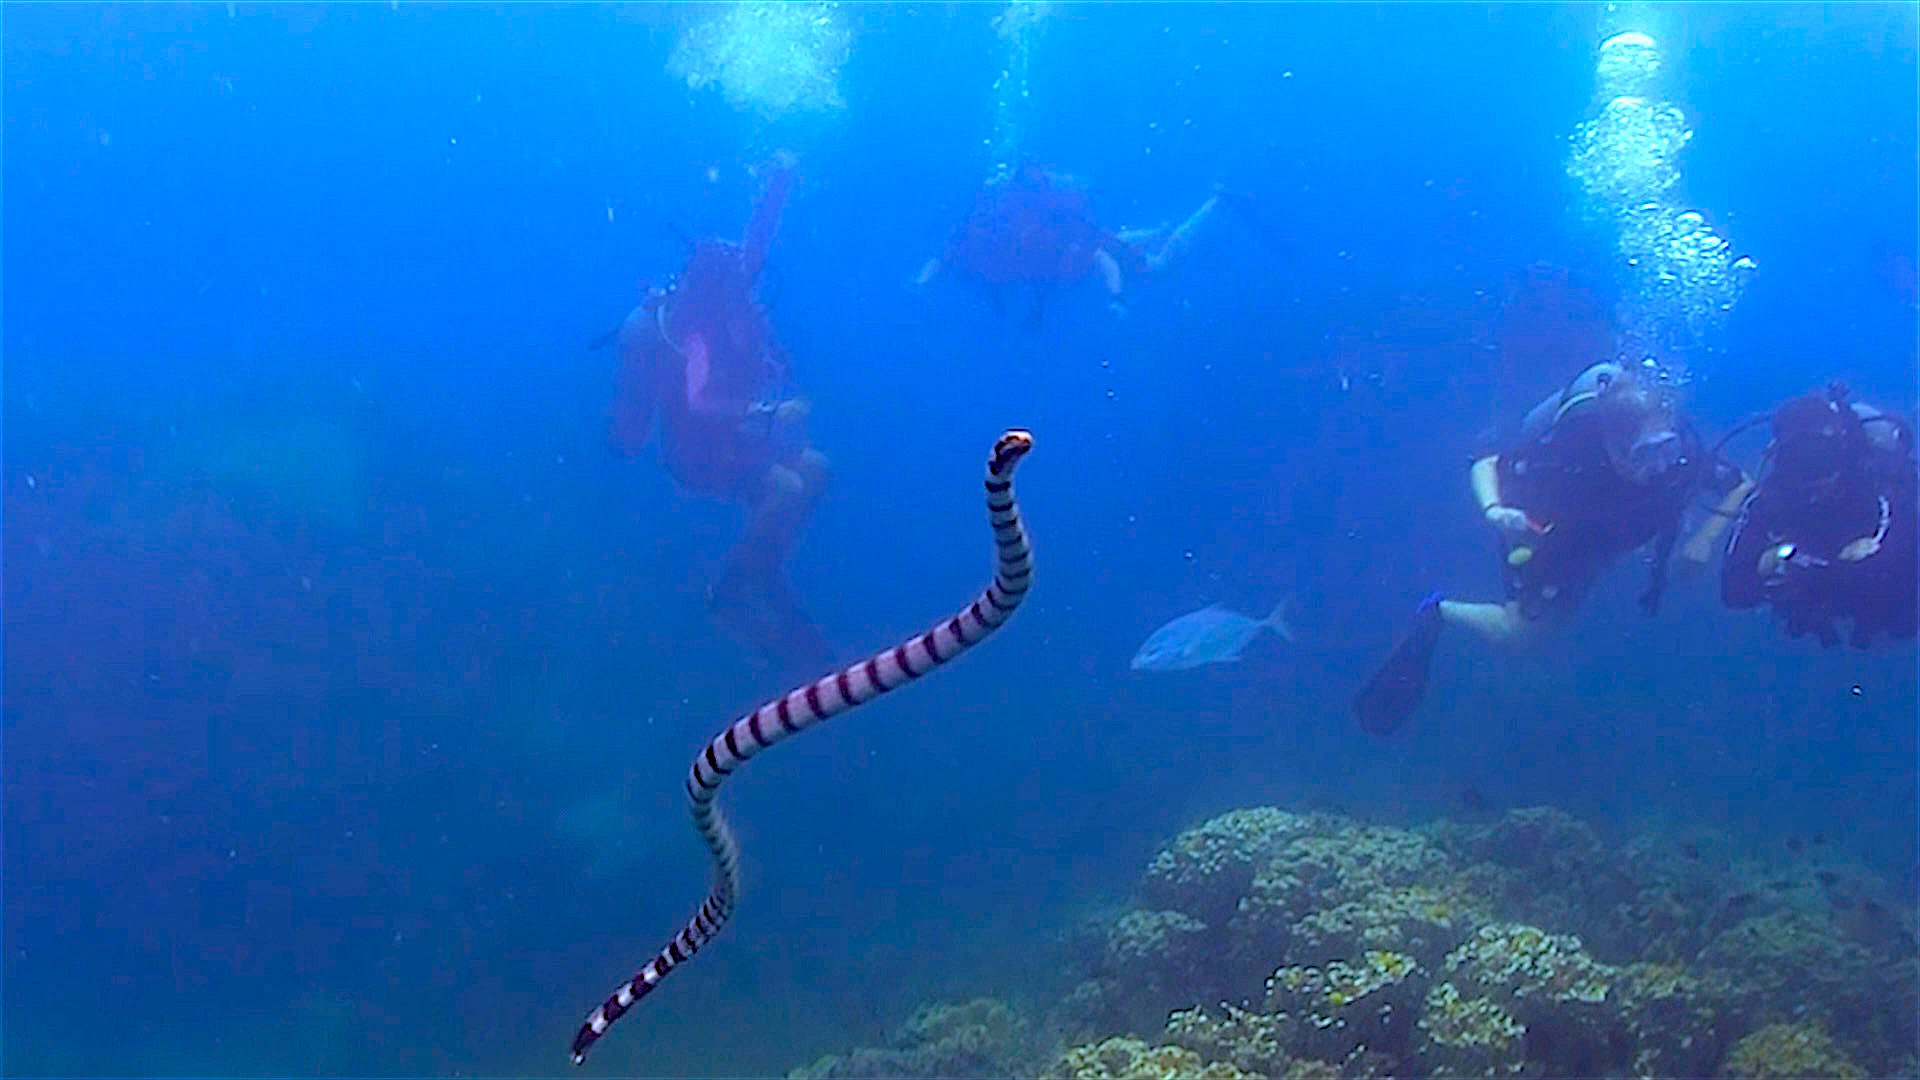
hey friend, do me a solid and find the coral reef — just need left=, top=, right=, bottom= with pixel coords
left=1140, top=807, right=1314, bottom=927
left=1264, top=950, right=1424, bottom=1064
left=1105, top=909, right=1211, bottom=978
left=789, top=998, right=1036, bottom=1080
left=1429, top=806, right=1641, bottom=959
left=1231, top=825, right=1455, bottom=968
left=1437, top=923, right=1628, bottom=1075
left=1697, top=910, right=1915, bottom=1070
left=1162, top=1004, right=1296, bottom=1077
left=1614, top=962, right=1728, bottom=1078
left=1288, top=884, right=1481, bottom=967
left=1047, top=1036, right=1258, bottom=1080
left=1443, top=924, right=1613, bottom=1007
left=790, top=805, right=1918, bottom=1080
left=1718, top=1021, right=1866, bottom=1080
left=1413, top=979, right=1527, bottom=1077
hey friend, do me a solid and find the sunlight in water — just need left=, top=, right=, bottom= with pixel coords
left=666, top=1, right=851, bottom=118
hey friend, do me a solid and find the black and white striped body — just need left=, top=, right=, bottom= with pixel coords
left=570, top=430, right=1035, bottom=1066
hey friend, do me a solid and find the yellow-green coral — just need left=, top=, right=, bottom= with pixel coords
left=1267, top=950, right=1420, bottom=1015
left=1419, top=982, right=1524, bottom=1050
left=1719, top=1021, right=1865, bottom=1080
left=1048, top=1037, right=1259, bottom=1080
left=1263, top=950, right=1424, bottom=1063
left=1413, top=982, right=1528, bottom=1079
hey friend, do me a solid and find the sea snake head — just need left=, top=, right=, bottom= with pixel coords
left=991, top=429, right=1035, bottom=476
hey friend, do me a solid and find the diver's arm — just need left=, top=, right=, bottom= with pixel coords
left=1473, top=455, right=1534, bottom=538
left=1681, top=475, right=1755, bottom=566
left=740, top=157, right=797, bottom=283
left=1471, top=454, right=1525, bottom=525
left=1471, top=455, right=1502, bottom=513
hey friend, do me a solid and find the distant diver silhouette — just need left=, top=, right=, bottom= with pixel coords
left=567, top=429, right=1037, bottom=1066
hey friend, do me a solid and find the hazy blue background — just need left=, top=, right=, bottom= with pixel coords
left=5, top=3, right=1915, bottom=1075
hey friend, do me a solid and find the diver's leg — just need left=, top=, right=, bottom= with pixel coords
left=791, top=447, right=830, bottom=500
left=720, top=442, right=829, bottom=590
left=1142, top=195, right=1221, bottom=273
left=710, top=463, right=807, bottom=616
left=1438, top=599, right=1532, bottom=646
left=713, top=456, right=833, bottom=666
left=741, top=464, right=812, bottom=566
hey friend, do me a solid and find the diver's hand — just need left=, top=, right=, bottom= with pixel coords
left=1484, top=505, right=1532, bottom=538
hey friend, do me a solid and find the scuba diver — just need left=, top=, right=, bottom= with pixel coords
left=1354, top=361, right=1705, bottom=736
left=608, top=157, right=832, bottom=669
left=1707, top=384, right=1916, bottom=647
left=912, top=160, right=1263, bottom=325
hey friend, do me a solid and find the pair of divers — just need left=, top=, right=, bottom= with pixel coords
left=602, top=156, right=1275, bottom=664
left=1355, top=364, right=1917, bottom=736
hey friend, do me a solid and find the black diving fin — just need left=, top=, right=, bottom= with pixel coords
left=1353, top=591, right=1445, bottom=736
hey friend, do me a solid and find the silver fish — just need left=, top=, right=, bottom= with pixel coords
left=1130, top=598, right=1296, bottom=672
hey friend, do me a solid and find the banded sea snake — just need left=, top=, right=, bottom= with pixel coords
left=570, top=429, right=1036, bottom=1066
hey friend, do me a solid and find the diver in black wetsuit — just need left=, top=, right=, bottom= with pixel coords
left=1354, top=362, right=1706, bottom=735
left=1715, top=384, right=1916, bottom=647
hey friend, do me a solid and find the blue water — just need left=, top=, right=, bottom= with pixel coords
left=5, top=4, right=1914, bottom=1076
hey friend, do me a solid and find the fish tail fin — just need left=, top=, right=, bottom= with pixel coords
left=1265, top=594, right=1297, bottom=644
